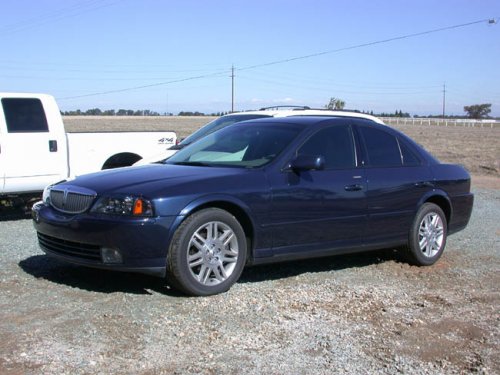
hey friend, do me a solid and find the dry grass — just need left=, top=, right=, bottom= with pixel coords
left=63, top=115, right=215, bottom=138
left=63, top=116, right=500, bottom=178
left=392, top=124, right=499, bottom=177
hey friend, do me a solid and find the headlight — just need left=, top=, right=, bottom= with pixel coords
left=42, top=185, right=52, bottom=204
left=91, top=195, right=154, bottom=216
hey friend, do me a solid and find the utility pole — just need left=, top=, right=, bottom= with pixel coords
left=442, top=83, right=446, bottom=118
left=166, top=92, right=169, bottom=116
left=231, top=65, right=235, bottom=113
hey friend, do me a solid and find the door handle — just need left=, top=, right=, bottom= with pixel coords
left=49, top=140, right=58, bottom=152
left=414, top=181, right=433, bottom=188
left=345, top=184, right=363, bottom=192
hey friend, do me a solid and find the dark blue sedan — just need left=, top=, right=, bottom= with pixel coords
left=32, top=116, right=474, bottom=296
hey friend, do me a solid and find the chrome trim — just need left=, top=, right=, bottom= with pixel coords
left=49, top=185, right=97, bottom=214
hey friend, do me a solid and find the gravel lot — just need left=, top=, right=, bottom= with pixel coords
left=0, top=185, right=498, bottom=374
left=1, top=117, right=499, bottom=373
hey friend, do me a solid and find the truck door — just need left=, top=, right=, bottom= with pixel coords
left=0, top=130, right=4, bottom=192
left=0, top=96, right=68, bottom=194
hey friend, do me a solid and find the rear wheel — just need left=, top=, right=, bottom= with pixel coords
left=166, top=208, right=247, bottom=296
left=403, top=203, right=447, bottom=266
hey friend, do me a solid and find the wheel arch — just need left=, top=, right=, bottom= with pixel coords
left=174, top=195, right=257, bottom=263
left=101, top=152, right=142, bottom=170
left=420, top=191, right=452, bottom=225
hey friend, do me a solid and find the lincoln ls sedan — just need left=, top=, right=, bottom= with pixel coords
left=32, top=116, right=474, bottom=296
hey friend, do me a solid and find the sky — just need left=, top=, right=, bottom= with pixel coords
left=1, top=0, right=499, bottom=116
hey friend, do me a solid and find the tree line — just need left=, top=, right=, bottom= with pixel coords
left=325, top=97, right=494, bottom=119
left=61, top=109, right=232, bottom=117
left=61, top=101, right=495, bottom=119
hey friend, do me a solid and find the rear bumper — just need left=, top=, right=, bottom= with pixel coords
left=32, top=202, right=177, bottom=277
left=449, top=192, right=474, bottom=235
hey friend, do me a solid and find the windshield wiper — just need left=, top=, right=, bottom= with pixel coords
left=172, top=161, right=212, bottom=167
left=168, top=143, right=188, bottom=150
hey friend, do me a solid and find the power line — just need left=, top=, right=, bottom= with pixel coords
left=0, top=0, right=123, bottom=36
left=237, top=18, right=497, bottom=71
left=58, top=17, right=497, bottom=101
left=59, top=70, right=230, bottom=99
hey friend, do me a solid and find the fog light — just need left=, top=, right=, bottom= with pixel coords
left=101, top=247, right=123, bottom=264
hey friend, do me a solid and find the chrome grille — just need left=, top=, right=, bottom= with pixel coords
left=49, top=185, right=97, bottom=214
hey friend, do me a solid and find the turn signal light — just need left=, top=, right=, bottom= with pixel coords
left=133, top=198, right=144, bottom=215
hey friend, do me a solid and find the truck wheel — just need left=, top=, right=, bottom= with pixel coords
left=403, top=203, right=447, bottom=266
left=166, top=208, right=247, bottom=296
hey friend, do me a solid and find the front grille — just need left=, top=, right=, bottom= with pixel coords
left=38, top=232, right=101, bottom=262
left=49, top=186, right=96, bottom=214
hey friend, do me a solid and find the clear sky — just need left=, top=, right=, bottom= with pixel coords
left=1, top=0, right=499, bottom=116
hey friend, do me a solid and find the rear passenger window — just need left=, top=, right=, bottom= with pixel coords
left=359, top=126, right=401, bottom=167
left=2, top=98, right=49, bottom=133
left=398, top=139, right=421, bottom=166
left=298, top=125, right=355, bottom=169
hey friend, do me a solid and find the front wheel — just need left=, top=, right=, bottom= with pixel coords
left=403, top=203, right=447, bottom=266
left=166, top=208, right=247, bottom=296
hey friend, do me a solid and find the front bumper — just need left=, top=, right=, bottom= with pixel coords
left=32, top=202, right=178, bottom=277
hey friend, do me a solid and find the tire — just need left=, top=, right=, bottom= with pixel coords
left=166, top=208, right=247, bottom=296
left=403, top=203, right=447, bottom=266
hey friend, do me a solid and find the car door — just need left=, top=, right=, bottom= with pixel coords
left=356, top=123, right=433, bottom=242
left=267, top=123, right=368, bottom=256
left=0, top=97, right=68, bottom=193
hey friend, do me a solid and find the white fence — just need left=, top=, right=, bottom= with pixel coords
left=380, top=117, right=500, bottom=128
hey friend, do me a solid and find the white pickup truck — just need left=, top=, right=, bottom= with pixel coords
left=0, top=92, right=176, bottom=204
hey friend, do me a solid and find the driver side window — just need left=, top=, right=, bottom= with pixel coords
left=297, top=125, right=355, bottom=169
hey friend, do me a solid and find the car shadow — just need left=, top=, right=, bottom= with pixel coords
left=1, top=197, right=38, bottom=221
left=18, top=255, right=184, bottom=297
left=0, top=208, right=31, bottom=222
left=239, top=248, right=401, bottom=284
left=19, top=249, right=402, bottom=297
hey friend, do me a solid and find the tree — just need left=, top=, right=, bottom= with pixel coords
left=85, top=108, right=102, bottom=116
left=464, top=104, right=491, bottom=119
left=103, top=109, right=116, bottom=116
left=325, top=97, right=346, bottom=110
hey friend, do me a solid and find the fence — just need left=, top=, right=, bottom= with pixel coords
left=380, top=117, right=500, bottom=128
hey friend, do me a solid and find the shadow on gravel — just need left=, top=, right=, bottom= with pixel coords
left=1, top=197, right=37, bottom=221
left=19, top=249, right=403, bottom=297
left=19, top=255, right=184, bottom=297
left=239, top=248, right=401, bottom=284
left=0, top=209, right=31, bottom=222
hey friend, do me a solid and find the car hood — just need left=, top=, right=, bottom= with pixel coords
left=132, top=149, right=178, bottom=166
left=62, top=164, right=250, bottom=196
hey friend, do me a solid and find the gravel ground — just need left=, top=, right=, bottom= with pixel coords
left=0, top=186, right=498, bottom=374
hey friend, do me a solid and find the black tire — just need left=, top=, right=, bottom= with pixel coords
left=166, top=208, right=247, bottom=296
left=403, top=203, right=447, bottom=266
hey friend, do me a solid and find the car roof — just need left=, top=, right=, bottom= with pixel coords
left=225, top=107, right=385, bottom=124
left=235, top=114, right=387, bottom=129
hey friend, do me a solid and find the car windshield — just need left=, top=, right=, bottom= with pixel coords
left=179, top=114, right=272, bottom=146
left=166, top=122, right=302, bottom=168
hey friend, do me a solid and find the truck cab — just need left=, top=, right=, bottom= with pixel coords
left=1, top=92, right=177, bottom=205
left=0, top=93, right=69, bottom=195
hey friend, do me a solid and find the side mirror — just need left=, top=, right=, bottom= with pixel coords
left=286, top=154, right=325, bottom=172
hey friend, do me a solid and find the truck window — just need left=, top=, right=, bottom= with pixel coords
left=2, top=98, right=49, bottom=133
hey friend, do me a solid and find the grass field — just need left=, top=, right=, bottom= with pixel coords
left=63, top=116, right=500, bottom=182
